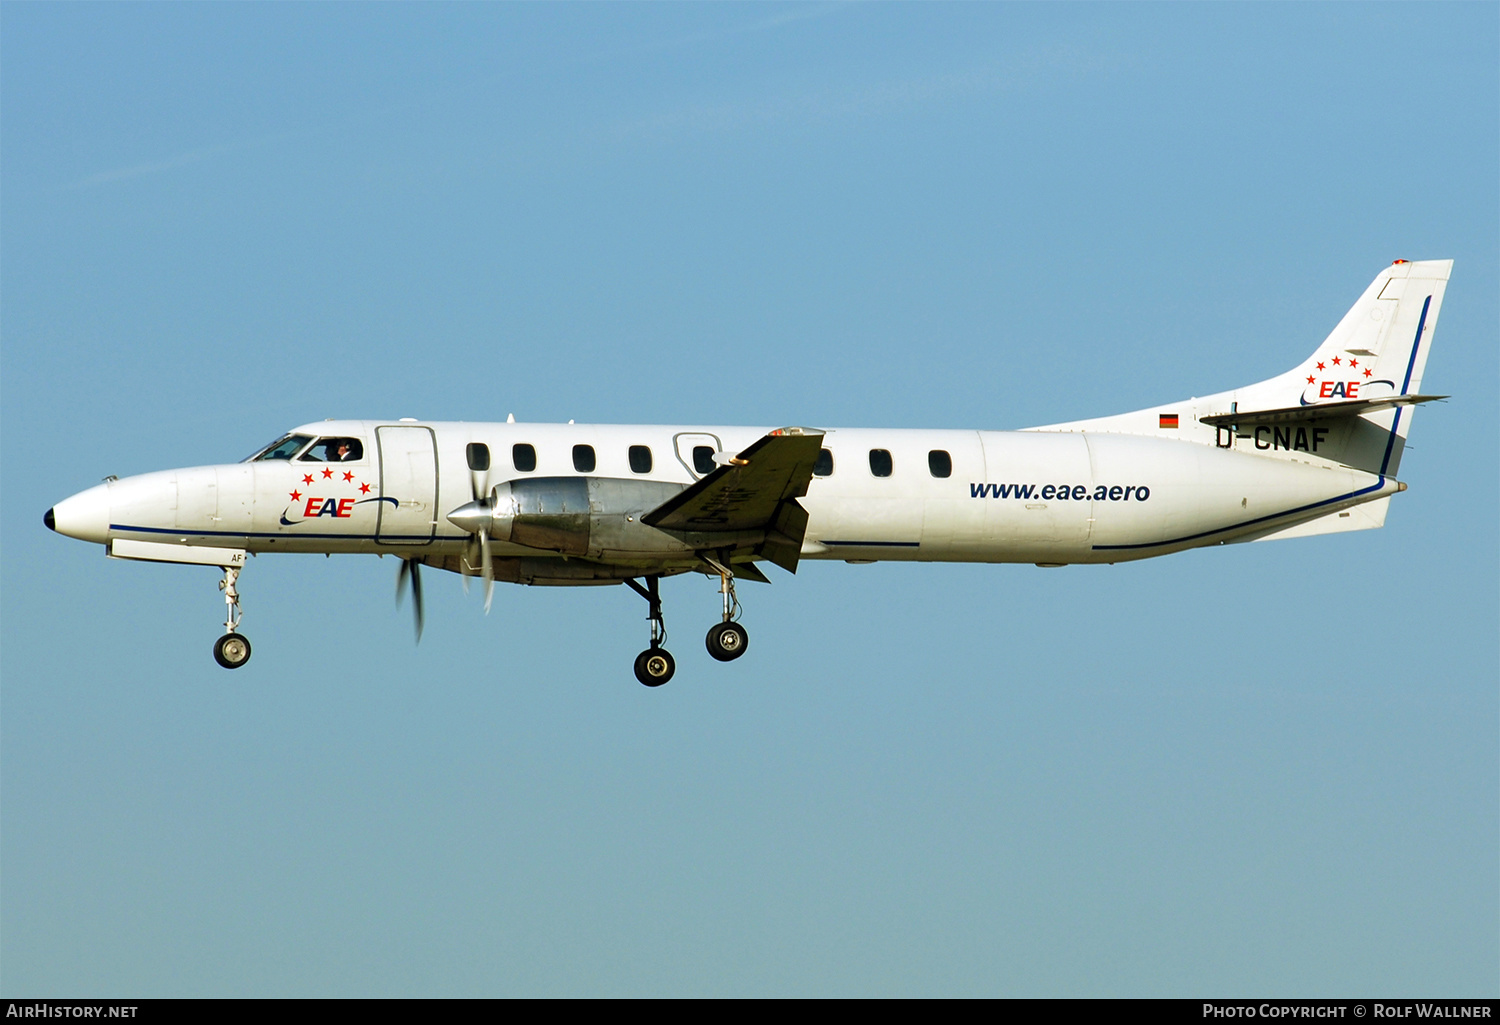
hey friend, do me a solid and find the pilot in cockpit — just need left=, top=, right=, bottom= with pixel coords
left=298, top=438, right=363, bottom=462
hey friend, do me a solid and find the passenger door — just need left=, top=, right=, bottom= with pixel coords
left=376, top=426, right=438, bottom=544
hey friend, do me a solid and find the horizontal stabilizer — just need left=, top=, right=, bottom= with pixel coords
left=1199, top=394, right=1448, bottom=429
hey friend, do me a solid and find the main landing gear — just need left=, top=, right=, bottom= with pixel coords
left=623, top=560, right=749, bottom=687
left=212, top=565, right=252, bottom=669
left=706, top=621, right=748, bottom=661
left=703, top=556, right=748, bottom=663
left=624, top=575, right=674, bottom=686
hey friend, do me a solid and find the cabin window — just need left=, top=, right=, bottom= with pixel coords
left=813, top=448, right=834, bottom=477
left=629, top=445, right=653, bottom=474
left=869, top=449, right=893, bottom=477
left=573, top=444, right=596, bottom=473
left=928, top=449, right=952, bottom=478
left=692, top=445, right=717, bottom=475
left=513, top=444, right=537, bottom=472
left=466, top=443, right=490, bottom=472
left=299, top=437, right=364, bottom=462
left=249, top=434, right=314, bottom=461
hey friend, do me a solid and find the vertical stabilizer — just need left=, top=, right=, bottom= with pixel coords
left=1030, top=260, right=1452, bottom=478
left=1259, top=259, right=1451, bottom=475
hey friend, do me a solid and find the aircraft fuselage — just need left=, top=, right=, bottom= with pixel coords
left=51, top=419, right=1397, bottom=572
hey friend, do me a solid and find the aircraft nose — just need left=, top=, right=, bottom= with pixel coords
left=48, top=483, right=111, bottom=544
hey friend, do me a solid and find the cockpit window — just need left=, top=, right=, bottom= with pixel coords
left=299, top=437, right=365, bottom=462
left=246, top=434, right=314, bottom=461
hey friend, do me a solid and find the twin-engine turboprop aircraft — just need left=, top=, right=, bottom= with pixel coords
left=46, top=260, right=1451, bottom=685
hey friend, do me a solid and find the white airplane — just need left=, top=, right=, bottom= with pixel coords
left=46, top=259, right=1451, bottom=685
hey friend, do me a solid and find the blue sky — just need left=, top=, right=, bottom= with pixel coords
left=3, top=3, right=1496, bottom=996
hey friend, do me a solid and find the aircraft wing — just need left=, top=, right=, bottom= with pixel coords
left=642, top=427, right=824, bottom=573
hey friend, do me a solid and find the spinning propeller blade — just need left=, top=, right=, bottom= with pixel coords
left=461, top=443, right=495, bottom=613
left=481, top=528, right=493, bottom=613
left=395, top=558, right=425, bottom=642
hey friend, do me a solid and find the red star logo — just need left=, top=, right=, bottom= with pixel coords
left=1307, top=375, right=1315, bottom=384
left=322, top=467, right=334, bottom=479
left=1363, top=368, right=1372, bottom=377
left=303, top=474, right=314, bottom=485
left=359, top=483, right=371, bottom=494
left=1331, top=356, right=1341, bottom=365
left=289, top=490, right=302, bottom=501
left=1348, top=358, right=1358, bottom=368
left=1316, top=362, right=1325, bottom=370
left=343, top=471, right=355, bottom=482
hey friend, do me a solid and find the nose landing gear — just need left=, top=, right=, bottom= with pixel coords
left=213, top=565, right=251, bottom=669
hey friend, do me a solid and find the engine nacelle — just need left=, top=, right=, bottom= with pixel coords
left=450, top=476, right=690, bottom=557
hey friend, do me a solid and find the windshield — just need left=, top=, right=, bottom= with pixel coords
left=244, top=434, right=314, bottom=462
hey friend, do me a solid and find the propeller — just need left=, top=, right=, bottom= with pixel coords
left=395, top=557, right=425, bottom=642
left=463, top=443, right=495, bottom=613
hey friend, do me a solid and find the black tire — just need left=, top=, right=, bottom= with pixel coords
left=705, top=622, right=749, bottom=662
left=213, top=633, right=252, bottom=670
left=634, top=647, right=675, bottom=687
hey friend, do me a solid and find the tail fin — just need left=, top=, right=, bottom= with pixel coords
left=1032, top=260, right=1453, bottom=477
left=1318, top=260, right=1450, bottom=398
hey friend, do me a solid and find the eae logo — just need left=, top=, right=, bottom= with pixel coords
left=1316, top=380, right=1361, bottom=399
left=1299, top=353, right=1393, bottom=405
left=279, top=465, right=393, bottom=526
left=299, top=497, right=355, bottom=518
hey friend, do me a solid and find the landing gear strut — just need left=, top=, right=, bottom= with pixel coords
left=625, top=575, right=674, bottom=686
left=703, top=556, right=748, bottom=662
left=213, top=565, right=251, bottom=669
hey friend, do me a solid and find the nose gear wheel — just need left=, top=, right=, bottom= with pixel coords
left=214, top=565, right=251, bottom=668
left=214, top=632, right=252, bottom=669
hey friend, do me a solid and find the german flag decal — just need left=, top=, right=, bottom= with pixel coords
left=1159, top=414, right=1179, bottom=429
